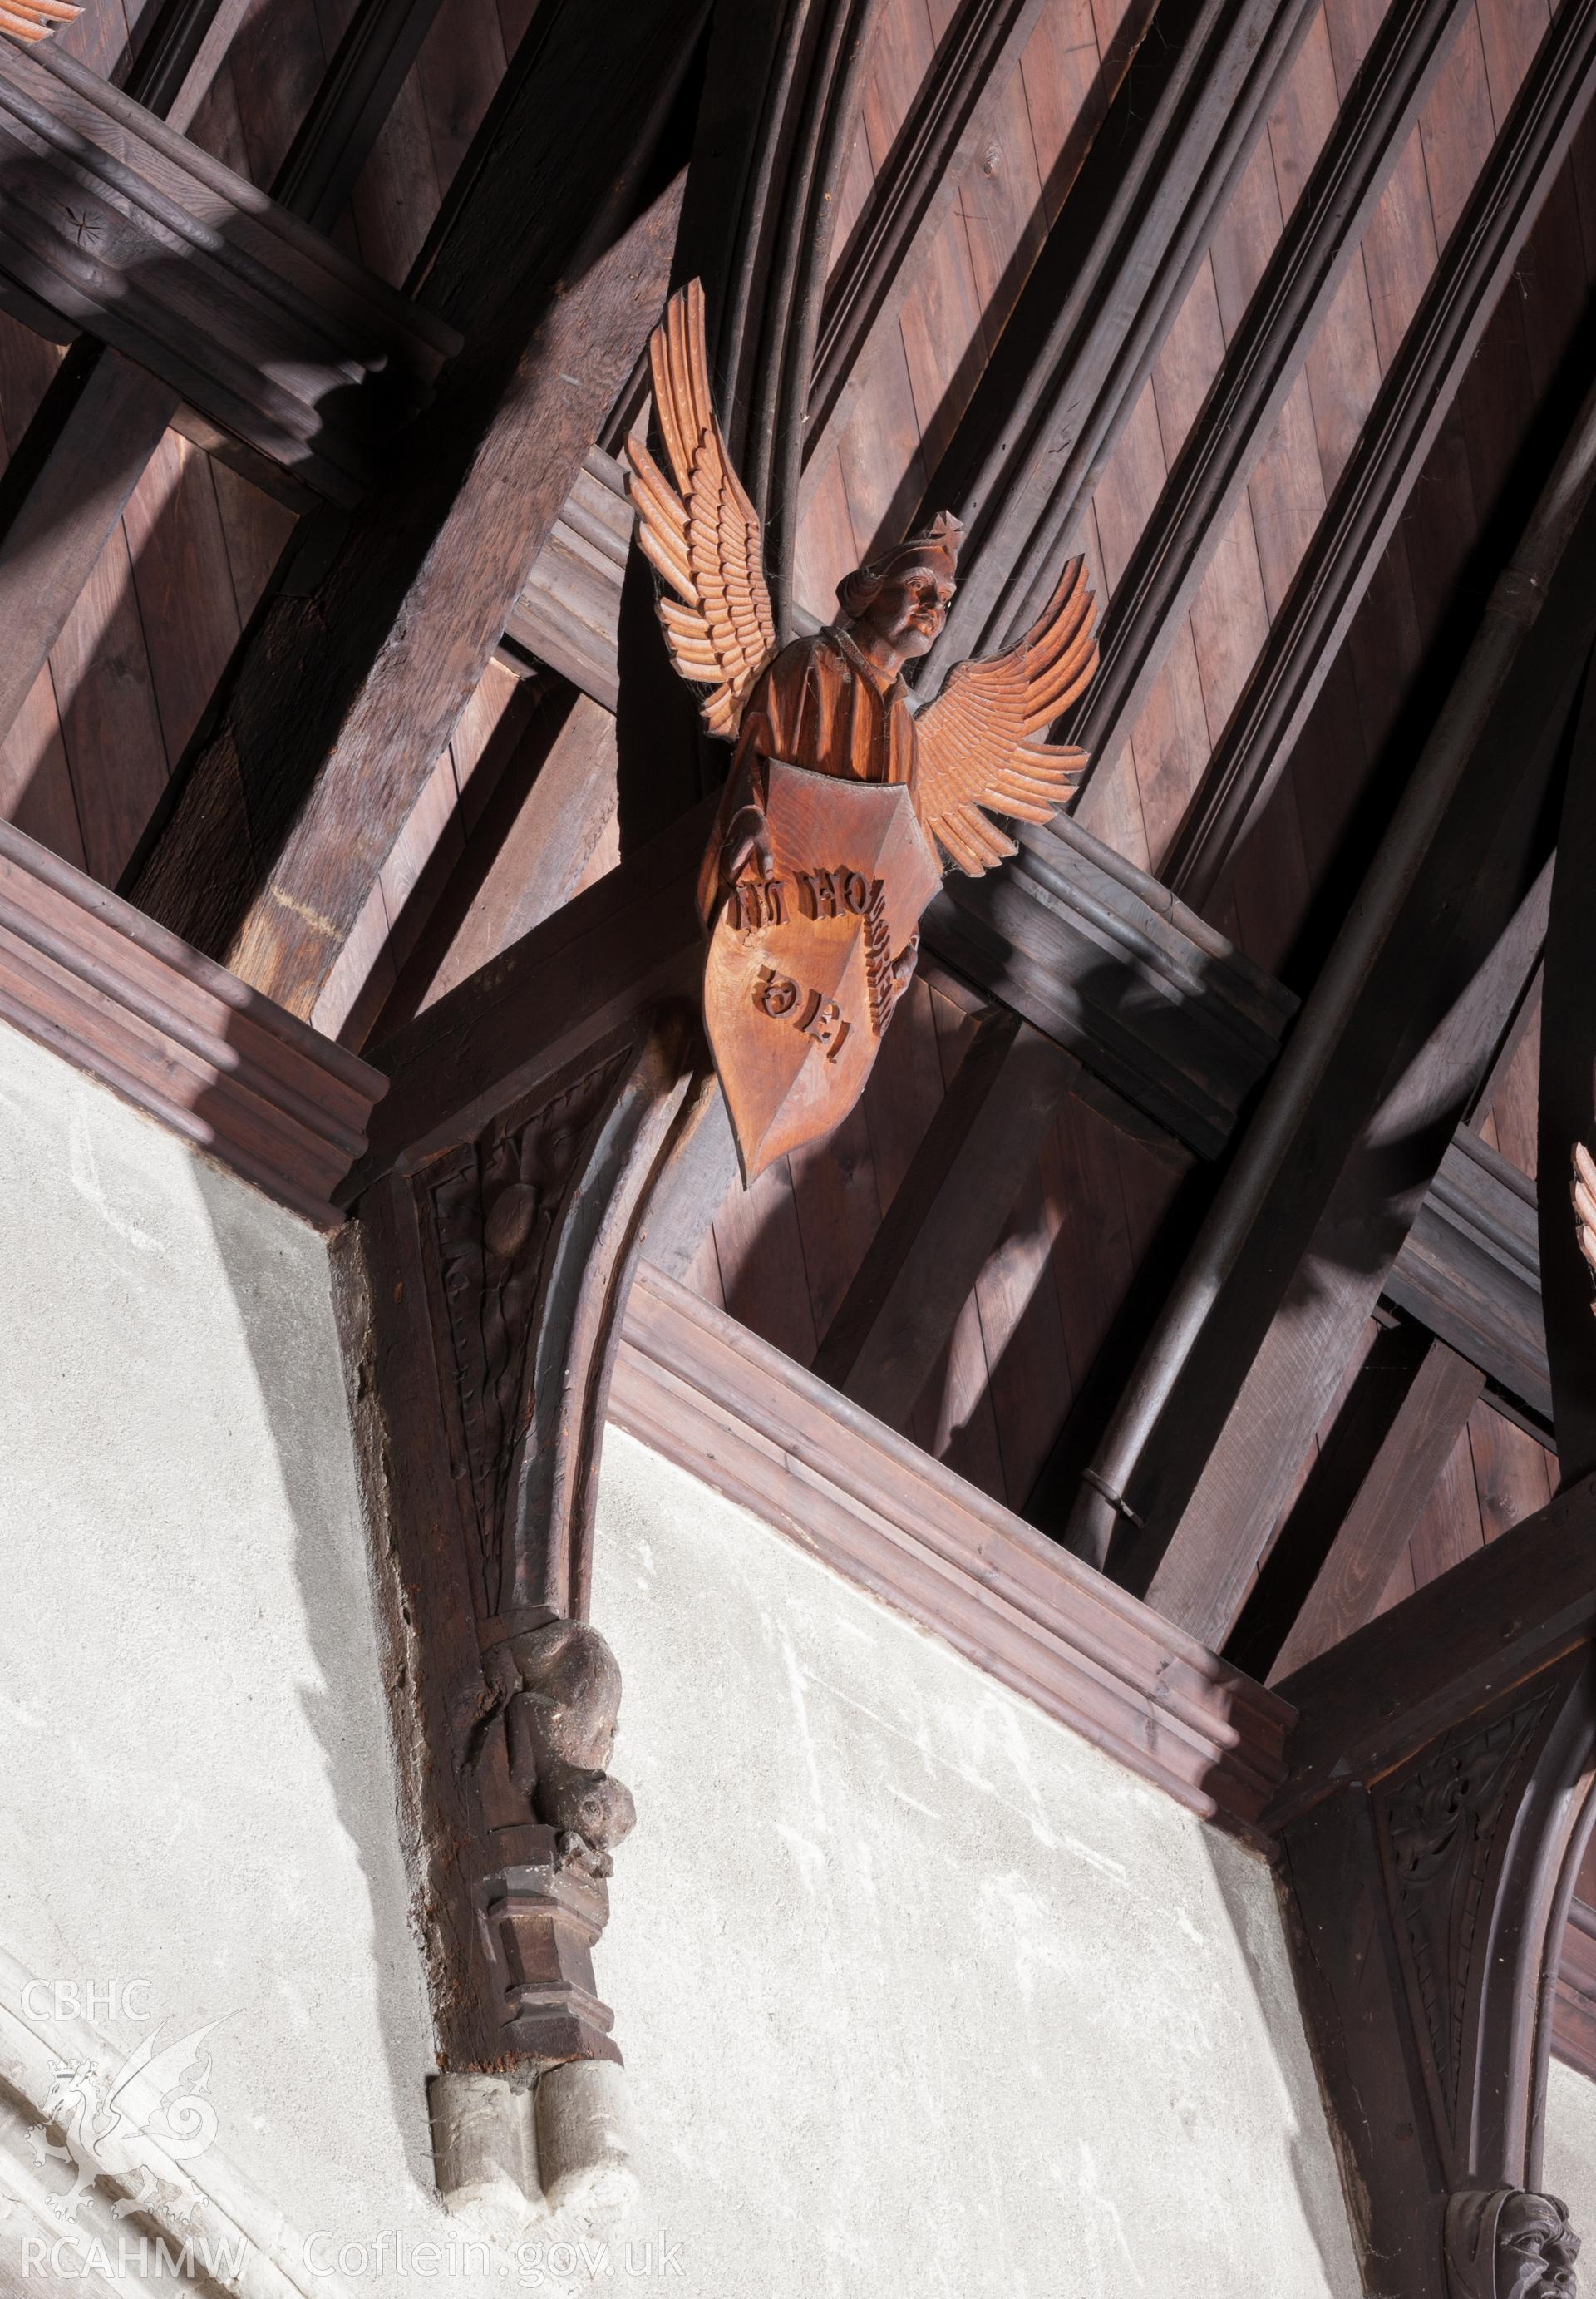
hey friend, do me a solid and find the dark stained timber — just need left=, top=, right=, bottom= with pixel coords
left=124, top=0, right=707, bottom=1019
left=1163, top=0, right=1596, bottom=903
left=1539, top=659, right=1596, bottom=1481
left=810, top=1013, right=1081, bottom=1425
left=1276, top=1479, right=1596, bottom=2298
left=1068, top=0, right=1483, bottom=809
left=914, top=0, right=1319, bottom=680
left=1070, top=368, right=1596, bottom=1645
left=802, top=0, right=1046, bottom=468
left=0, top=40, right=459, bottom=502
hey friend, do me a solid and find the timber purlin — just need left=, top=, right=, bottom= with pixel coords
left=0, top=817, right=384, bottom=1226
left=613, top=1260, right=1295, bottom=1843
left=1385, top=1127, right=1549, bottom=1425
left=0, top=37, right=460, bottom=504
left=926, top=812, right=1298, bottom=1158
left=351, top=749, right=1555, bottom=1427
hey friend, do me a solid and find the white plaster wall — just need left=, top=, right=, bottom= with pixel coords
left=596, top=1428, right=1360, bottom=2299
left=1544, top=2060, right=1596, bottom=2233
left=0, top=1019, right=1361, bottom=2298
left=0, top=1021, right=461, bottom=2294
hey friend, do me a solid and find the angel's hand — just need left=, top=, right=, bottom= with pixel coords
left=721, top=803, right=774, bottom=886
left=888, top=930, right=920, bottom=1014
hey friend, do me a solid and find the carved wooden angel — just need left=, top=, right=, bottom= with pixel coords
left=624, top=279, right=1099, bottom=1182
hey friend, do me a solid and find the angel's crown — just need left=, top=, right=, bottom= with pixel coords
left=838, top=512, right=963, bottom=614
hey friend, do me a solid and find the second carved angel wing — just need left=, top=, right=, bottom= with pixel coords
left=911, top=557, right=1099, bottom=874
left=0, top=0, right=80, bottom=37
left=1575, top=1143, right=1596, bottom=1302
left=623, top=281, right=778, bottom=740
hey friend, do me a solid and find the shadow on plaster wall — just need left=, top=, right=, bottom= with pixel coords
left=1199, top=1829, right=1364, bottom=2296
left=186, top=1155, right=435, bottom=2194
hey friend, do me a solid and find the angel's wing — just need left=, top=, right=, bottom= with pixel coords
left=0, top=0, right=80, bottom=38
left=1575, top=1143, right=1596, bottom=1302
left=911, top=557, right=1098, bottom=874
left=623, top=281, right=777, bottom=741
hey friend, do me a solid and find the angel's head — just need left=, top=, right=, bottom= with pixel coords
left=838, top=512, right=963, bottom=665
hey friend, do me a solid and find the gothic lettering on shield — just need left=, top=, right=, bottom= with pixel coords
left=702, top=760, right=943, bottom=1182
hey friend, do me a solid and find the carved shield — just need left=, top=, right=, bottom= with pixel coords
left=703, top=757, right=943, bottom=1183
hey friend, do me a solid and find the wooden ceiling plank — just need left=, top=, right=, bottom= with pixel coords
left=388, top=687, right=622, bottom=1028
left=1164, top=0, right=1596, bottom=902
left=0, top=343, right=178, bottom=753
left=1067, top=0, right=1482, bottom=819
left=1466, top=1394, right=1554, bottom=1540
left=913, top=0, right=1323, bottom=678
left=1072, top=368, right=1596, bottom=1641
left=123, top=0, right=702, bottom=1018
left=803, top=0, right=1047, bottom=469
left=0, top=0, right=259, bottom=765
left=810, top=1013, right=1081, bottom=1428
left=1229, top=1324, right=1485, bottom=1684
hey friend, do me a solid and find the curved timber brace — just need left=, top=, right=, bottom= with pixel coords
left=344, top=1003, right=718, bottom=2213
left=1266, top=1479, right=1596, bottom=2299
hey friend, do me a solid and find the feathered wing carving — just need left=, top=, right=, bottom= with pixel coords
left=0, top=0, right=79, bottom=37
left=1575, top=1142, right=1596, bottom=1301
left=622, top=281, right=778, bottom=740
left=911, top=556, right=1099, bottom=874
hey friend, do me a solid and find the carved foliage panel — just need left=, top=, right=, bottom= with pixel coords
left=424, top=1042, right=634, bottom=1624
left=1377, top=1689, right=1562, bottom=2171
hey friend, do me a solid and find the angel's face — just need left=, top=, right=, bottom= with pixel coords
left=859, top=570, right=955, bottom=661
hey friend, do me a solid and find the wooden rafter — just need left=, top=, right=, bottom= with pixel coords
left=1072, top=368, right=1596, bottom=1643
left=911, top=0, right=1319, bottom=679
left=123, top=0, right=704, bottom=1019
left=801, top=0, right=1047, bottom=469
left=1161, top=0, right=1596, bottom=900
left=1226, top=1324, right=1486, bottom=1682
left=1066, top=0, right=1484, bottom=803
left=0, top=0, right=462, bottom=753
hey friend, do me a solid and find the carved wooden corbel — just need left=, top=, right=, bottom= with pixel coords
left=1444, top=2189, right=1581, bottom=2299
left=1268, top=1481, right=1596, bottom=2299
left=343, top=1004, right=706, bottom=2099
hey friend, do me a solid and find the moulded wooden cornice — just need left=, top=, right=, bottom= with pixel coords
left=611, top=1261, right=1294, bottom=1844
left=0, top=818, right=385, bottom=1226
